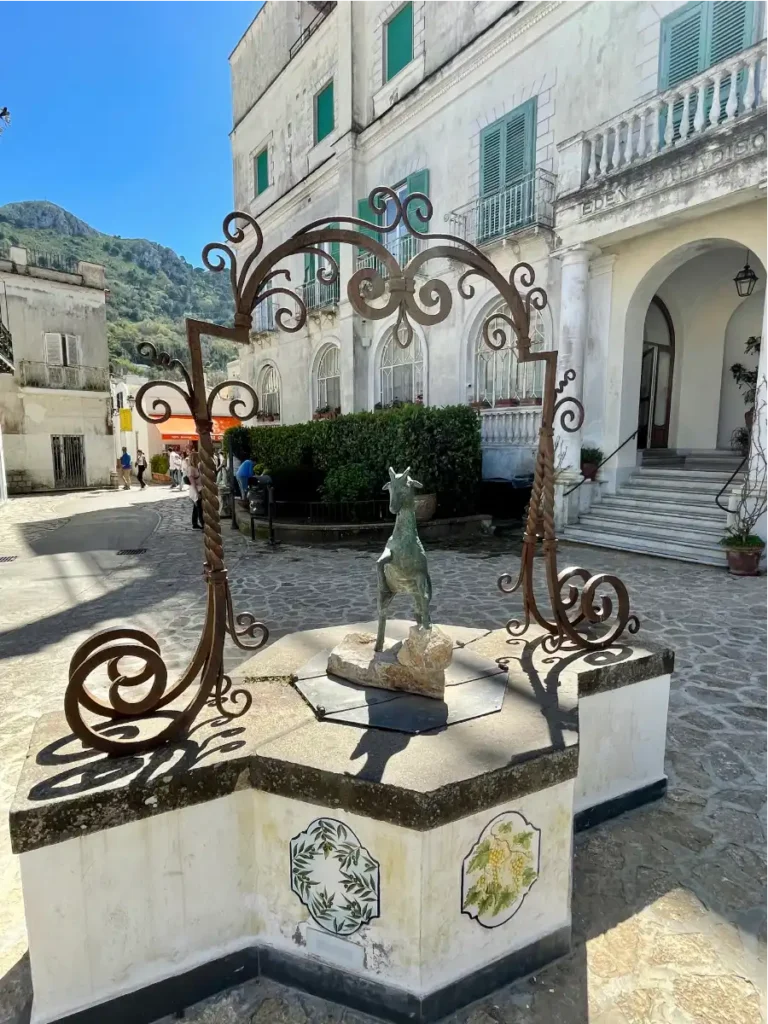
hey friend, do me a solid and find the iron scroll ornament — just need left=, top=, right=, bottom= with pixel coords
left=64, top=334, right=269, bottom=756
left=64, top=186, right=638, bottom=757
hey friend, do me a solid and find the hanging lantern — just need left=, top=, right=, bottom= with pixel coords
left=734, top=251, right=758, bottom=298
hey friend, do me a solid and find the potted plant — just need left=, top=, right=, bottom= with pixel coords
left=313, top=404, right=331, bottom=421
left=720, top=377, right=766, bottom=576
left=470, top=398, right=492, bottom=410
left=150, top=453, right=170, bottom=482
left=580, top=446, right=603, bottom=481
left=495, top=397, right=519, bottom=407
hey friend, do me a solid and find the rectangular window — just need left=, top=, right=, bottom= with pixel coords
left=659, top=1, right=757, bottom=88
left=315, top=80, right=334, bottom=144
left=385, top=3, right=414, bottom=82
left=255, top=148, right=269, bottom=196
left=479, top=100, right=536, bottom=241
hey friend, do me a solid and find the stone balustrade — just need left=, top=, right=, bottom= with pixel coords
left=480, top=404, right=541, bottom=449
left=580, top=40, right=766, bottom=187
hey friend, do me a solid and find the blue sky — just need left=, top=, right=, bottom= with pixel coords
left=1, top=2, right=261, bottom=264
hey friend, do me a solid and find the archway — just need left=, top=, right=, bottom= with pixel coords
left=614, top=235, right=766, bottom=480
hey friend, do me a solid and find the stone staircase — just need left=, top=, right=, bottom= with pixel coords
left=562, top=450, right=745, bottom=566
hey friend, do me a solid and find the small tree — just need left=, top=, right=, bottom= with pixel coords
left=723, top=375, right=767, bottom=548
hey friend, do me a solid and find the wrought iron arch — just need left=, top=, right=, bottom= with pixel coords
left=64, top=185, right=638, bottom=756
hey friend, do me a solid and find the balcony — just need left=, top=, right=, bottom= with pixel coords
left=299, top=278, right=341, bottom=312
left=480, top=404, right=542, bottom=450
left=19, top=360, right=109, bottom=392
left=252, top=297, right=276, bottom=334
left=288, top=1, right=336, bottom=60
left=356, top=234, right=423, bottom=273
left=447, top=169, right=556, bottom=246
left=579, top=41, right=766, bottom=189
left=26, top=249, right=79, bottom=275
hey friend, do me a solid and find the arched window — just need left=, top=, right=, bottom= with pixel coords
left=474, top=306, right=546, bottom=407
left=315, top=344, right=341, bottom=412
left=258, top=364, right=280, bottom=420
left=379, top=332, right=424, bottom=407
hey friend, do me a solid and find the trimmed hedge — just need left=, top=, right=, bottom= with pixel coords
left=224, top=404, right=481, bottom=515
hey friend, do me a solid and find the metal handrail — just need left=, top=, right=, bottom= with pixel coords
left=715, top=454, right=748, bottom=513
left=563, top=429, right=639, bottom=497
left=288, top=1, right=336, bottom=59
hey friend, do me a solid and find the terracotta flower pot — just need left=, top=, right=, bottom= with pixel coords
left=414, top=493, right=437, bottom=522
left=581, top=461, right=599, bottom=481
left=724, top=546, right=764, bottom=576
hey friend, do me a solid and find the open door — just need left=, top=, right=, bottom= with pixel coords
left=637, top=297, right=675, bottom=450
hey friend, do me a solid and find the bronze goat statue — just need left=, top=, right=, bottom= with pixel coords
left=375, top=466, right=433, bottom=651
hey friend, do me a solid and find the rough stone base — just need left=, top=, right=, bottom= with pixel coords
left=327, top=626, right=453, bottom=698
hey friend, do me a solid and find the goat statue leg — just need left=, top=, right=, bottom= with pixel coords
left=414, top=572, right=432, bottom=631
left=375, top=554, right=393, bottom=652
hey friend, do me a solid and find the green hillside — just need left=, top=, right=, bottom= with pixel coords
left=0, top=201, right=239, bottom=379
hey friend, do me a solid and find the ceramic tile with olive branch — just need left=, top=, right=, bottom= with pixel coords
left=290, top=817, right=381, bottom=935
left=461, top=811, right=540, bottom=928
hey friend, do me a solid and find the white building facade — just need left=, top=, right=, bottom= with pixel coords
left=228, top=0, right=767, bottom=562
left=0, top=246, right=113, bottom=493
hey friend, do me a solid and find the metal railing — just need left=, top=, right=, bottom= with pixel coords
left=288, top=1, right=336, bottom=60
left=563, top=429, right=639, bottom=497
left=27, top=250, right=79, bottom=274
left=272, top=498, right=391, bottom=525
left=447, top=169, right=556, bottom=245
left=19, top=360, right=109, bottom=391
left=581, top=39, right=767, bottom=186
left=715, top=455, right=749, bottom=513
left=253, top=297, right=276, bottom=333
left=300, top=277, right=340, bottom=311
left=356, top=233, right=423, bottom=273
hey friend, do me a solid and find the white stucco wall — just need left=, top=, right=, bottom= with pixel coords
left=23, top=781, right=573, bottom=1023
left=228, top=0, right=767, bottom=482
left=717, top=288, right=765, bottom=450
left=0, top=262, right=111, bottom=489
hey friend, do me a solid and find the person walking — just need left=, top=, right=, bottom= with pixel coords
left=187, top=452, right=204, bottom=529
left=136, top=450, right=147, bottom=489
left=169, top=449, right=182, bottom=490
left=119, top=448, right=132, bottom=490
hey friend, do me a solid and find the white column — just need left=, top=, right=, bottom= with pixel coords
left=750, top=296, right=767, bottom=544
left=555, top=245, right=599, bottom=478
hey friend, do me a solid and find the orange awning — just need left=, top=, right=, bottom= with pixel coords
left=158, top=416, right=240, bottom=441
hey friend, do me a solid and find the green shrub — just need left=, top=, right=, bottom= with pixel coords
left=150, top=453, right=169, bottom=474
left=320, top=463, right=379, bottom=503
left=225, top=404, right=481, bottom=515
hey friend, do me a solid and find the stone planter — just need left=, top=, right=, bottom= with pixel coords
left=414, top=492, right=437, bottom=522
left=723, top=545, right=764, bottom=576
left=152, top=472, right=171, bottom=483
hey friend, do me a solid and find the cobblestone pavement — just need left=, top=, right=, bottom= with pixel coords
left=0, top=488, right=765, bottom=1024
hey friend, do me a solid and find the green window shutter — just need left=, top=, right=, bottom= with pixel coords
left=356, top=197, right=379, bottom=256
left=329, top=222, right=340, bottom=265
left=255, top=149, right=269, bottom=196
left=480, top=99, right=536, bottom=198
left=315, top=80, right=334, bottom=144
left=504, top=98, right=536, bottom=185
left=480, top=124, right=503, bottom=197
left=659, top=3, right=706, bottom=89
left=386, top=3, right=414, bottom=82
left=304, top=251, right=315, bottom=284
left=406, top=169, right=430, bottom=233
left=707, top=2, right=755, bottom=65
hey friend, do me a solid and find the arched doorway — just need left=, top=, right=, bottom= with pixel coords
left=637, top=297, right=674, bottom=450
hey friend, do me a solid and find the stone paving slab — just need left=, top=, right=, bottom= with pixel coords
left=0, top=489, right=764, bottom=1024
